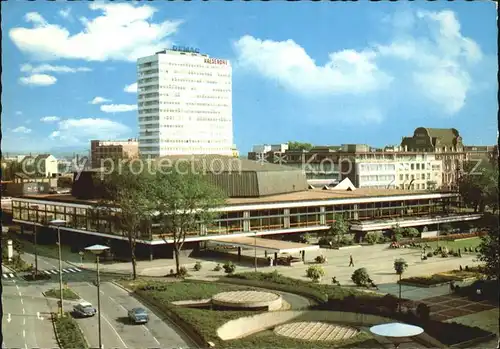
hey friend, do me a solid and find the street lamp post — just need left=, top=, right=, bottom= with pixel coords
left=50, top=219, right=66, bottom=317
left=254, top=231, right=257, bottom=272
left=30, top=204, right=39, bottom=277
left=85, top=244, right=110, bottom=349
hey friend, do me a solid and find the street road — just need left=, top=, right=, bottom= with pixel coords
left=1, top=276, right=58, bottom=349
left=70, top=281, right=193, bottom=349
left=9, top=252, right=195, bottom=349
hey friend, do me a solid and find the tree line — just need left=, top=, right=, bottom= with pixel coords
left=94, top=160, right=226, bottom=279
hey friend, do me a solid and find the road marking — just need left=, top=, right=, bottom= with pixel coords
left=73, top=267, right=82, bottom=272
left=22, top=308, right=25, bottom=315
left=16, top=285, right=20, bottom=291
left=101, top=314, right=128, bottom=348
left=108, top=296, right=128, bottom=311
left=142, top=325, right=160, bottom=345
left=24, top=344, right=27, bottom=349
left=37, top=312, right=44, bottom=320
left=63, top=268, right=70, bottom=273
left=9, top=273, right=14, bottom=278
left=50, top=270, right=58, bottom=275
left=23, top=318, right=26, bottom=325
left=43, top=270, right=51, bottom=275
left=20, top=298, right=24, bottom=304
left=2, top=274, right=7, bottom=279
left=68, top=268, right=78, bottom=273
left=23, top=330, right=25, bottom=338
left=6, top=314, right=11, bottom=323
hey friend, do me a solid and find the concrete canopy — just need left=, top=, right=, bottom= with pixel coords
left=210, top=236, right=320, bottom=254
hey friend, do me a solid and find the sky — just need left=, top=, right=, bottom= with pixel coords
left=1, top=0, right=498, bottom=155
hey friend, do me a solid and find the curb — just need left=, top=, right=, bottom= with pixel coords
left=110, top=280, right=204, bottom=349
left=51, top=312, right=63, bottom=349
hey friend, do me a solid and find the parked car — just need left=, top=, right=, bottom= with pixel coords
left=127, top=307, right=149, bottom=324
left=73, top=301, right=96, bottom=317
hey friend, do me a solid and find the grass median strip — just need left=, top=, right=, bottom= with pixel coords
left=44, top=287, right=80, bottom=300
left=54, top=313, right=88, bottom=349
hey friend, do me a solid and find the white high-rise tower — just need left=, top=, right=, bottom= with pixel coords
left=137, top=48, right=234, bottom=158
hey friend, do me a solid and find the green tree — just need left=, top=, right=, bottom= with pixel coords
left=152, top=164, right=226, bottom=275
left=98, top=160, right=154, bottom=279
left=458, top=160, right=499, bottom=213
left=391, top=223, right=404, bottom=242
left=477, top=228, right=499, bottom=280
left=329, top=214, right=349, bottom=244
left=403, top=227, right=420, bottom=238
left=394, top=258, right=408, bottom=312
left=287, top=141, right=313, bottom=151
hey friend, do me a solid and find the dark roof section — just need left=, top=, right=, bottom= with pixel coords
left=423, top=128, right=460, bottom=147
left=35, top=154, right=52, bottom=160
left=156, top=155, right=300, bottom=172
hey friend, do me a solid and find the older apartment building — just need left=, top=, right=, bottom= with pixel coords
left=249, top=128, right=496, bottom=191
left=90, top=139, right=139, bottom=168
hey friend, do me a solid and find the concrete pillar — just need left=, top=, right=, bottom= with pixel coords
left=401, top=201, right=405, bottom=217
left=320, top=206, right=326, bottom=225
left=238, top=246, right=242, bottom=261
left=284, top=208, right=290, bottom=229
left=353, top=204, right=359, bottom=220
left=274, top=252, right=278, bottom=266
left=243, top=211, right=250, bottom=232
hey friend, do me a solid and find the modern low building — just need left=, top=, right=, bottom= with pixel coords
left=90, top=139, right=139, bottom=168
left=10, top=155, right=480, bottom=261
left=21, top=154, right=58, bottom=178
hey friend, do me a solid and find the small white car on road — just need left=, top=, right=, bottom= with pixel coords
left=73, top=301, right=96, bottom=318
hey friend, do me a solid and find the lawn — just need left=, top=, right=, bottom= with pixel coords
left=44, top=287, right=80, bottom=300
left=54, top=313, right=88, bottom=349
left=120, top=278, right=375, bottom=348
left=424, top=236, right=481, bottom=251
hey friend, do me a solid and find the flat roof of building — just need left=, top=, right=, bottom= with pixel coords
left=19, top=188, right=452, bottom=207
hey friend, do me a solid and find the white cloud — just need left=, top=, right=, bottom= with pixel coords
left=40, top=116, right=61, bottom=123
left=100, top=104, right=137, bottom=113
left=234, top=9, right=485, bottom=116
left=49, top=118, right=131, bottom=146
left=10, top=3, right=182, bottom=62
left=124, top=82, right=138, bottom=93
left=19, top=74, right=57, bottom=86
left=12, top=126, right=32, bottom=134
left=90, top=96, right=112, bottom=104
left=59, top=8, right=72, bottom=20
left=234, top=35, right=392, bottom=96
left=20, top=63, right=91, bottom=74
left=15, top=111, right=23, bottom=115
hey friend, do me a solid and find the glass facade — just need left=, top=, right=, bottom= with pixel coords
left=11, top=195, right=459, bottom=240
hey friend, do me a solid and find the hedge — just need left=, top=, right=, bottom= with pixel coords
left=53, top=313, right=88, bottom=349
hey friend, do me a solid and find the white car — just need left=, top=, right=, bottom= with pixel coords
left=73, top=301, right=96, bottom=317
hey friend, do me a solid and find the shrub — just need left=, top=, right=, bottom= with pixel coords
left=169, top=269, right=175, bottom=275
left=393, top=233, right=403, bottom=242
left=404, top=227, right=420, bottom=238
left=441, top=252, right=449, bottom=258
left=315, top=255, right=327, bottom=264
left=306, top=265, right=325, bottom=282
left=427, top=252, right=433, bottom=257
left=193, top=261, right=202, bottom=271
left=351, top=268, right=371, bottom=287
left=54, top=313, right=88, bottom=349
left=318, top=237, right=331, bottom=246
left=213, top=263, right=222, bottom=271
left=365, top=231, right=382, bottom=244
left=416, top=303, right=430, bottom=321
left=341, top=236, right=353, bottom=245
left=178, top=266, right=188, bottom=277
left=301, top=233, right=312, bottom=244
left=223, top=261, right=236, bottom=274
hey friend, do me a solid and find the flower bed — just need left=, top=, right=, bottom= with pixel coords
left=44, top=287, right=80, bottom=300
left=420, top=231, right=486, bottom=243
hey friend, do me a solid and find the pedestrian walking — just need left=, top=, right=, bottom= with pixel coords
left=349, top=254, right=354, bottom=267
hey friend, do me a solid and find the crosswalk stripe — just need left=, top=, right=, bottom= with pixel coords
left=73, top=267, right=82, bottom=272
left=9, top=274, right=14, bottom=278
left=68, top=268, right=78, bottom=273
left=2, top=274, right=7, bottom=279
left=63, top=269, right=70, bottom=273
left=50, top=270, right=58, bottom=275
left=43, top=271, right=51, bottom=275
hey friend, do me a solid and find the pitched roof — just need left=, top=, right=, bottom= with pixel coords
left=35, top=154, right=52, bottom=160
left=424, top=128, right=459, bottom=145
